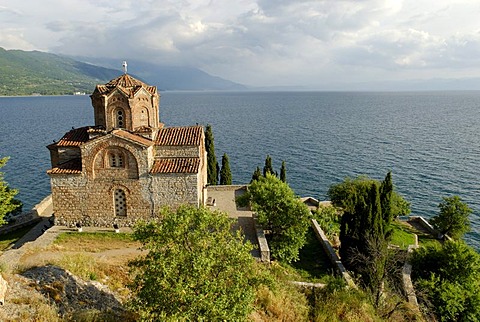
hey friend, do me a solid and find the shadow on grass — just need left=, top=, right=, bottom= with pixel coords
left=284, top=227, right=335, bottom=283
left=0, top=222, right=39, bottom=251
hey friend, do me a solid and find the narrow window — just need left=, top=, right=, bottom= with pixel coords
left=109, top=153, right=124, bottom=168
left=116, top=109, right=124, bottom=128
left=114, top=189, right=127, bottom=217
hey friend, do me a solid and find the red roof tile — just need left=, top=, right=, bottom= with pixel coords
left=112, top=129, right=154, bottom=146
left=55, top=127, right=90, bottom=147
left=154, top=126, right=203, bottom=146
left=150, top=158, right=200, bottom=174
left=47, top=158, right=82, bottom=175
left=93, top=74, right=157, bottom=97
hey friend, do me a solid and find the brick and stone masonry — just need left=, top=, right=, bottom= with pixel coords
left=47, top=73, right=207, bottom=227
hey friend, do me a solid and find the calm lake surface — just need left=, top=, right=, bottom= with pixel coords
left=0, top=92, right=479, bottom=248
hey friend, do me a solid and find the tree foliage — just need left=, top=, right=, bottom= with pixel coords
left=0, top=157, right=22, bottom=224
left=128, top=206, right=257, bottom=321
left=411, top=240, right=480, bottom=321
left=219, top=153, right=232, bottom=185
left=237, top=173, right=311, bottom=263
left=251, top=166, right=262, bottom=183
left=263, top=155, right=275, bottom=177
left=429, top=196, right=472, bottom=239
left=330, top=173, right=407, bottom=292
left=314, top=204, right=341, bottom=240
left=328, top=174, right=410, bottom=219
left=205, top=125, right=218, bottom=185
left=279, top=160, right=286, bottom=183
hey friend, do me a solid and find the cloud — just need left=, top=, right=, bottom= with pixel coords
left=2, top=0, right=480, bottom=87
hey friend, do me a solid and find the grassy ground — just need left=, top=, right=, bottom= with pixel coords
left=52, top=232, right=138, bottom=252
left=390, top=221, right=416, bottom=249
left=281, top=227, right=335, bottom=283
left=0, top=223, right=38, bottom=252
left=390, top=219, right=441, bottom=249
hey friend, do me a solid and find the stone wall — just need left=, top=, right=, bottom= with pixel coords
left=51, top=174, right=153, bottom=227
left=311, top=219, right=357, bottom=288
left=0, top=195, right=53, bottom=235
left=402, top=245, right=420, bottom=309
left=151, top=173, right=199, bottom=211
left=252, top=214, right=270, bottom=262
left=155, top=146, right=199, bottom=158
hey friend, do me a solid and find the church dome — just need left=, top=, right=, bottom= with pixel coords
left=92, top=74, right=157, bottom=97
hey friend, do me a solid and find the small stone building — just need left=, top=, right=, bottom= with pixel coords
left=47, top=74, right=207, bottom=226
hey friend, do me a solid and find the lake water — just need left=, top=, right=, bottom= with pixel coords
left=0, top=92, right=479, bottom=249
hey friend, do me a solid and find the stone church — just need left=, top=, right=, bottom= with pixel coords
left=47, top=73, right=207, bottom=226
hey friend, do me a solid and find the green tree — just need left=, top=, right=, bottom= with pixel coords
left=328, top=175, right=410, bottom=220
left=205, top=124, right=218, bottom=185
left=330, top=173, right=405, bottom=293
left=237, top=173, right=311, bottom=263
left=429, top=196, right=472, bottom=239
left=279, top=160, right=286, bottom=183
left=380, top=171, right=393, bottom=225
left=411, top=240, right=480, bottom=321
left=314, top=204, right=341, bottom=240
left=0, top=157, right=22, bottom=224
left=128, top=205, right=256, bottom=321
left=219, top=153, right=232, bottom=185
left=263, top=155, right=275, bottom=177
left=251, top=166, right=262, bottom=183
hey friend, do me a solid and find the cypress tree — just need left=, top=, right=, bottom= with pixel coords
left=280, top=161, right=286, bottom=182
left=380, top=171, right=393, bottom=225
left=263, top=155, right=274, bottom=177
left=369, top=183, right=383, bottom=240
left=251, top=167, right=262, bottom=183
left=205, top=125, right=218, bottom=185
left=220, top=153, right=232, bottom=185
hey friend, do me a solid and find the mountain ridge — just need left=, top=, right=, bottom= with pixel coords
left=0, top=48, right=246, bottom=96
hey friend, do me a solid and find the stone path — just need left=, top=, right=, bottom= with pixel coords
left=206, top=186, right=260, bottom=258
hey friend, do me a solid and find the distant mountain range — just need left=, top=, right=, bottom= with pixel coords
left=0, top=47, right=246, bottom=96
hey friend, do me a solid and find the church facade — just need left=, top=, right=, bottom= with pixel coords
left=47, top=74, right=207, bottom=226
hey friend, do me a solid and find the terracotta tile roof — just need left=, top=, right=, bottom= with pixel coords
left=47, top=158, right=82, bottom=175
left=112, top=129, right=154, bottom=146
left=154, top=126, right=203, bottom=146
left=150, top=158, right=200, bottom=174
left=55, top=127, right=90, bottom=147
left=93, top=74, right=157, bottom=97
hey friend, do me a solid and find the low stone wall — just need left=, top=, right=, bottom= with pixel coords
left=311, top=219, right=356, bottom=288
left=0, top=195, right=53, bottom=235
left=408, top=216, right=439, bottom=237
left=32, top=194, right=53, bottom=217
left=402, top=245, right=420, bottom=309
left=252, top=215, right=270, bottom=262
left=206, top=185, right=247, bottom=192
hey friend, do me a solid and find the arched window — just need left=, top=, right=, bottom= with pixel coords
left=114, top=189, right=127, bottom=217
left=109, top=152, right=124, bottom=168
left=140, top=108, right=149, bottom=127
left=115, top=108, right=125, bottom=128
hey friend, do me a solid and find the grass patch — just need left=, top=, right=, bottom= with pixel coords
left=52, top=232, right=138, bottom=252
left=0, top=223, right=38, bottom=252
left=281, top=227, right=335, bottom=283
left=417, top=234, right=441, bottom=248
left=52, top=253, right=132, bottom=298
left=390, top=221, right=416, bottom=249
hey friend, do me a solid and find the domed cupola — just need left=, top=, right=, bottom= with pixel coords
left=90, top=68, right=160, bottom=137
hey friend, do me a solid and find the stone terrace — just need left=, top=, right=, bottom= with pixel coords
left=206, top=185, right=260, bottom=258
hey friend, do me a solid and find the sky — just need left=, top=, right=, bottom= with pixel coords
left=1, top=0, right=480, bottom=89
